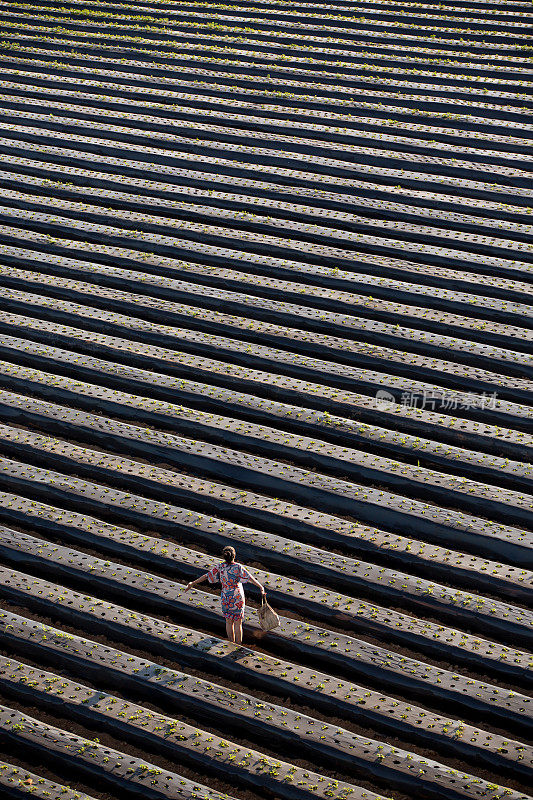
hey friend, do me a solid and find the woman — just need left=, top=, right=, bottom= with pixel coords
left=184, top=546, right=265, bottom=644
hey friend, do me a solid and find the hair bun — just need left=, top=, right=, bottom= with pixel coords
left=222, top=545, right=236, bottom=564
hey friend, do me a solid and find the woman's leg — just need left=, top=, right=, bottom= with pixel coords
left=226, top=618, right=235, bottom=642
left=234, top=618, right=243, bottom=645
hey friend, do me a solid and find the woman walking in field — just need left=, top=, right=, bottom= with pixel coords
left=184, top=546, right=266, bottom=644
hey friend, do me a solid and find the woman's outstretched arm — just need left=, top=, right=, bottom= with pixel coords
left=184, top=574, right=208, bottom=591
left=247, top=573, right=266, bottom=595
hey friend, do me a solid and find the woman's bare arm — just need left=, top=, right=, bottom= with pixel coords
left=184, top=574, right=208, bottom=591
left=248, top=573, right=266, bottom=594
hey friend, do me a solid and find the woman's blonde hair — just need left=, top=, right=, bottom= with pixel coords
left=222, top=545, right=236, bottom=564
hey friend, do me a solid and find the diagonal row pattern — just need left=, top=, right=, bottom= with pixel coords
left=0, top=2, right=531, bottom=800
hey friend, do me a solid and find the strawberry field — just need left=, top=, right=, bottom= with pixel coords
left=0, top=1, right=531, bottom=799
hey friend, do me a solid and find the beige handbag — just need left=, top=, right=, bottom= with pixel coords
left=257, top=596, right=280, bottom=631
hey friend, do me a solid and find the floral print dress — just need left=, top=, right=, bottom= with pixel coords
left=207, top=562, right=253, bottom=620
